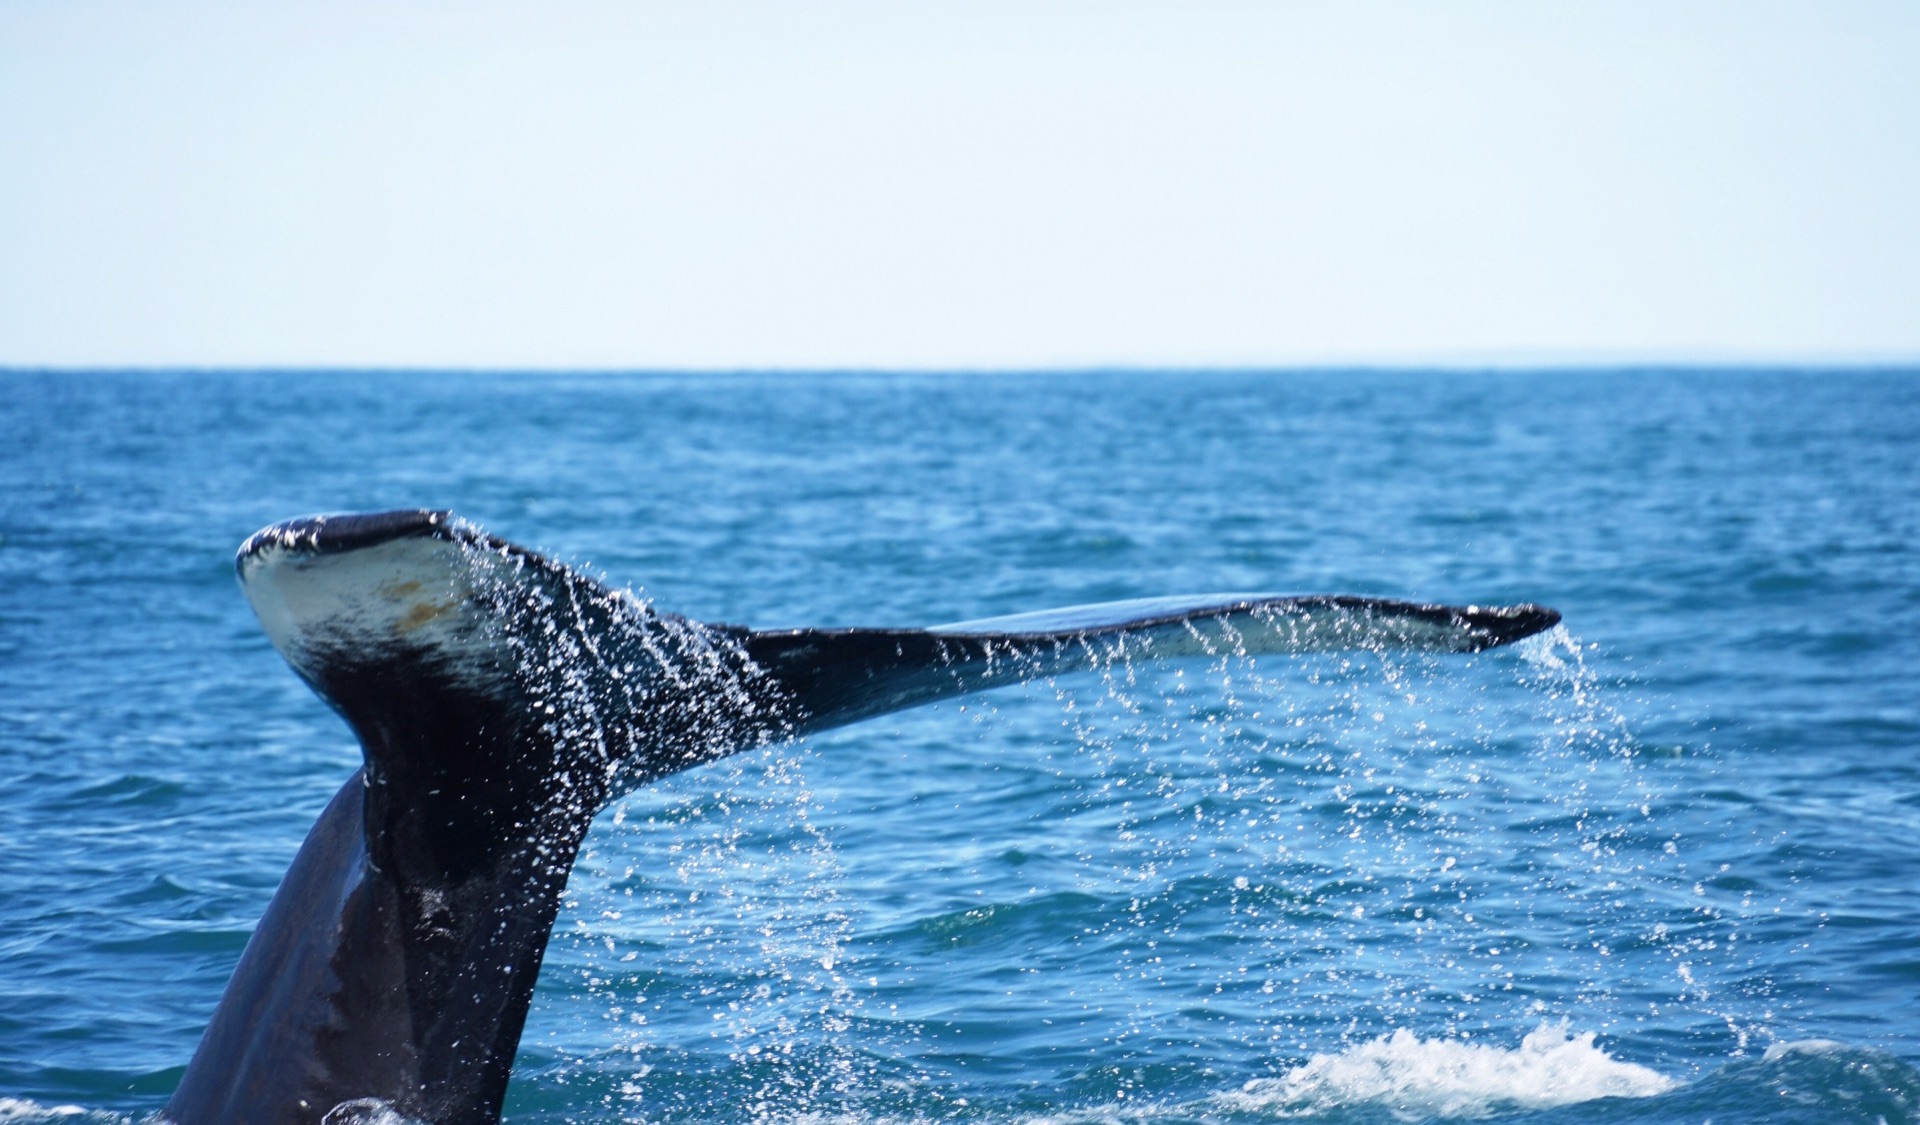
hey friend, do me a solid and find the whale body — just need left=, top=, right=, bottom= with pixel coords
left=163, top=510, right=1559, bottom=1124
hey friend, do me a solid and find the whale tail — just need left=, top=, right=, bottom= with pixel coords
left=750, top=593, right=1558, bottom=736
left=166, top=510, right=1558, bottom=1125
left=172, top=510, right=785, bottom=1124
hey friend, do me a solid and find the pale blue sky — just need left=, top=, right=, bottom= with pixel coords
left=2, top=2, right=1916, bottom=369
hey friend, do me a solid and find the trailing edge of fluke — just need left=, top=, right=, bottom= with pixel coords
left=163, top=509, right=1559, bottom=1125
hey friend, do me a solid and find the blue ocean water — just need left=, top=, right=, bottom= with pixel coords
left=0, top=369, right=1916, bottom=1124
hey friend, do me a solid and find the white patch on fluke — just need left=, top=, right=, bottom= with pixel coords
left=238, top=532, right=509, bottom=690
left=1221, top=1024, right=1675, bottom=1119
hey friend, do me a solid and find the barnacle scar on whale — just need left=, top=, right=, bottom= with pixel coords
left=165, top=509, right=1559, bottom=1125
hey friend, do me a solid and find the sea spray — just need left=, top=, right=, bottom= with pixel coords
left=1222, top=1023, right=1674, bottom=1118
left=557, top=745, right=871, bottom=1123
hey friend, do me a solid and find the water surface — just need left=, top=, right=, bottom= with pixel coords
left=1, top=370, right=1915, bottom=1123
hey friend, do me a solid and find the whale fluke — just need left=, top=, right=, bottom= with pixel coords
left=164, top=510, right=1558, bottom=1125
left=752, top=593, right=1557, bottom=736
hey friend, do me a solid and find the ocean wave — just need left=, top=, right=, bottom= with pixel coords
left=1216, top=1023, right=1672, bottom=1120
left=0, top=1100, right=127, bottom=1124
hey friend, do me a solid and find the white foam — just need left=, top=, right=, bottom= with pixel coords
left=320, top=1099, right=429, bottom=1125
left=1221, top=1023, right=1675, bottom=1119
left=0, top=1101, right=123, bottom=1124
left=1762, top=1038, right=1851, bottom=1062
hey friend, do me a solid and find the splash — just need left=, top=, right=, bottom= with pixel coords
left=0, top=1102, right=126, bottom=1124
left=443, top=536, right=867, bottom=1117
left=552, top=744, right=870, bottom=1120
left=1222, top=1023, right=1674, bottom=1119
left=318, top=1099, right=429, bottom=1125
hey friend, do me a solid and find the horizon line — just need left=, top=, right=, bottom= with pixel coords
left=5, top=360, right=1918, bottom=377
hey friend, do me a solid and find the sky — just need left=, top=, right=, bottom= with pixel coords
left=2, top=2, right=1917, bottom=370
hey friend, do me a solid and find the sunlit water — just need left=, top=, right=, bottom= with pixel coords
left=1, top=370, right=1915, bottom=1123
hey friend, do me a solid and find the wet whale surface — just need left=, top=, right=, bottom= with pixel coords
left=166, top=509, right=1555, bottom=1123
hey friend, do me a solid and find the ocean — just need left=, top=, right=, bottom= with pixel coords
left=0, top=369, right=1916, bottom=1123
